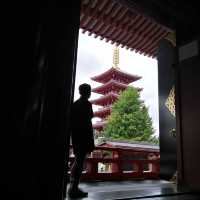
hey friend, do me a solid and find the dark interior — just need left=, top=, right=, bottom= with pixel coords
left=2, top=1, right=200, bottom=199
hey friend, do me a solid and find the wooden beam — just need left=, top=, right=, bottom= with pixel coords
left=120, top=14, right=142, bottom=47
left=132, top=22, right=157, bottom=51
left=114, top=0, right=175, bottom=30
left=139, top=25, right=163, bottom=52
left=143, top=30, right=168, bottom=53
left=128, top=19, right=153, bottom=49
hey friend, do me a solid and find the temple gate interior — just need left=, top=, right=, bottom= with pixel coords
left=2, top=0, right=200, bottom=199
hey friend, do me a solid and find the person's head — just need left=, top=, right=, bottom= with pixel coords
left=79, top=83, right=91, bottom=99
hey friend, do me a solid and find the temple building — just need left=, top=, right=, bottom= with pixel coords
left=90, top=47, right=142, bottom=133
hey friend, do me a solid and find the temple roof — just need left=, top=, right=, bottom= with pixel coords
left=92, top=79, right=127, bottom=94
left=91, top=67, right=141, bottom=84
left=90, top=92, right=118, bottom=106
left=98, top=141, right=159, bottom=152
left=94, top=106, right=111, bottom=118
left=93, top=121, right=107, bottom=130
left=92, top=79, right=142, bottom=95
left=80, top=0, right=173, bottom=58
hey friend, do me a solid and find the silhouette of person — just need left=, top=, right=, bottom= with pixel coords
left=68, top=83, right=94, bottom=198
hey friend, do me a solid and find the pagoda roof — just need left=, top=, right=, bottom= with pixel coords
left=80, top=0, right=173, bottom=58
left=91, top=67, right=141, bottom=84
left=90, top=92, right=118, bottom=106
left=93, top=121, right=107, bottom=130
left=92, top=79, right=128, bottom=95
left=94, top=106, right=111, bottom=118
left=92, top=79, right=142, bottom=95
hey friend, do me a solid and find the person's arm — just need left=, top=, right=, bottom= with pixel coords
left=89, top=102, right=94, bottom=119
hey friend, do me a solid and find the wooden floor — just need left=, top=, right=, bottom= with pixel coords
left=65, top=180, right=200, bottom=200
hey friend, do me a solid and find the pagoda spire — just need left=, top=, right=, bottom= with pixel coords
left=113, top=46, right=119, bottom=68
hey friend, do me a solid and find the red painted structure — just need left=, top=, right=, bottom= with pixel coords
left=80, top=0, right=173, bottom=58
left=91, top=67, right=141, bottom=132
left=69, top=143, right=160, bottom=181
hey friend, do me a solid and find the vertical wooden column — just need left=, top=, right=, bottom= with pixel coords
left=157, top=38, right=177, bottom=180
left=176, top=38, right=200, bottom=191
left=111, top=150, right=120, bottom=173
left=37, top=2, right=81, bottom=200
left=2, top=1, right=81, bottom=200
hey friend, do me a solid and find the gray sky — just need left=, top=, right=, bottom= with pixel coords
left=74, top=29, right=159, bottom=136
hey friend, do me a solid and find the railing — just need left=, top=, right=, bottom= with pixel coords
left=69, top=146, right=160, bottom=181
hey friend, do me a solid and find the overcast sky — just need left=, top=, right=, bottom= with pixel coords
left=74, top=29, right=159, bottom=136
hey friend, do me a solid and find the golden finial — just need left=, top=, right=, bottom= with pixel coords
left=113, top=46, right=119, bottom=68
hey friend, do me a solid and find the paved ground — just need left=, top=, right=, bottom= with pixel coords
left=65, top=180, right=200, bottom=200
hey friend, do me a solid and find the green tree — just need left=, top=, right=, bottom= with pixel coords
left=103, top=87, right=158, bottom=143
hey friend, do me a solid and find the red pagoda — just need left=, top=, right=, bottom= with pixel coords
left=91, top=47, right=142, bottom=132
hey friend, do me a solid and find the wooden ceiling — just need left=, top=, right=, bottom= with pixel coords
left=80, top=0, right=174, bottom=58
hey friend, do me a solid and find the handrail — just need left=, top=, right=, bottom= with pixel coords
left=69, top=144, right=159, bottom=153
left=69, top=145, right=160, bottom=181
left=93, top=145, right=159, bottom=154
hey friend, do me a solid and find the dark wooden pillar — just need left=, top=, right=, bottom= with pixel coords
left=176, top=38, right=200, bottom=191
left=36, top=2, right=81, bottom=200
left=2, top=1, right=81, bottom=200
left=157, top=39, right=177, bottom=179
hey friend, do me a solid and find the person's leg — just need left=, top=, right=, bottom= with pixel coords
left=68, top=151, right=88, bottom=198
left=70, top=151, right=86, bottom=190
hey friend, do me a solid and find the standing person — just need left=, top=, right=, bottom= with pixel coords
left=68, top=83, right=95, bottom=198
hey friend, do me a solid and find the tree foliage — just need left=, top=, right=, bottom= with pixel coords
left=103, top=87, right=158, bottom=143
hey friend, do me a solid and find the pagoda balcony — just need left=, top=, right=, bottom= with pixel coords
left=92, top=79, right=128, bottom=95
left=68, top=145, right=160, bottom=181
left=93, top=120, right=107, bottom=131
left=97, top=105, right=112, bottom=111
left=95, top=106, right=111, bottom=112
left=94, top=106, right=111, bottom=118
left=90, top=92, right=119, bottom=106
left=91, top=67, right=141, bottom=84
